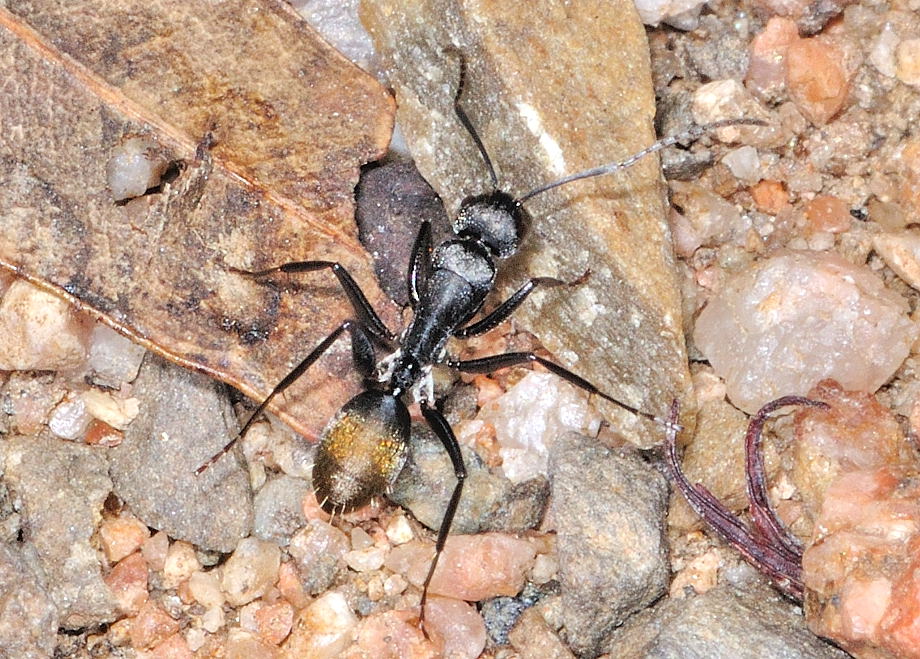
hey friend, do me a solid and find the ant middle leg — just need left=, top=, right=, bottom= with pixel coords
left=447, top=352, right=677, bottom=429
left=196, top=319, right=377, bottom=474
left=454, top=271, right=590, bottom=338
left=416, top=399, right=467, bottom=635
left=230, top=260, right=396, bottom=345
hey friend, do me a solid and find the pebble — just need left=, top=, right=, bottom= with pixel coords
left=691, top=79, right=773, bottom=143
left=3, top=434, right=116, bottom=628
left=162, top=541, right=201, bottom=590
left=722, top=145, right=761, bottom=184
left=746, top=17, right=799, bottom=103
left=802, top=464, right=920, bottom=657
left=872, top=231, right=920, bottom=291
left=508, top=607, right=575, bottom=659
left=187, top=569, right=224, bottom=610
left=99, top=512, right=151, bottom=563
left=384, top=514, right=414, bottom=545
left=0, top=542, right=59, bottom=657
left=804, top=195, right=851, bottom=234
left=632, top=0, right=707, bottom=27
left=47, top=394, right=93, bottom=441
left=288, top=520, right=349, bottom=595
left=670, top=181, right=747, bottom=248
left=140, top=632, right=194, bottom=658
left=0, top=279, right=88, bottom=371
left=394, top=533, right=536, bottom=601
left=87, top=324, right=147, bottom=389
left=792, top=381, right=911, bottom=524
left=548, top=433, right=670, bottom=657
left=869, top=22, right=900, bottom=78
left=108, top=355, right=252, bottom=553
left=130, top=600, right=180, bottom=651
left=694, top=250, right=917, bottom=414
left=141, top=531, right=170, bottom=572
left=477, top=371, right=601, bottom=485
left=424, top=596, right=488, bottom=659
left=343, top=546, right=387, bottom=573
left=105, top=136, right=170, bottom=202
left=348, top=608, right=436, bottom=658
left=252, top=474, right=310, bottom=547
left=81, top=389, right=139, bottom=430
left=254, top=600, right=295, bottom=645
left=104, top=552, right=149, bottom=615
left=220, top=538, right=281, bottom=607
left=750, top=179, right=791, bottom=215
left=896, top=38, right=920, bottom=87
left=785, top=37, right=850, bottom=125
left=283, top=591, right=357, bottom=658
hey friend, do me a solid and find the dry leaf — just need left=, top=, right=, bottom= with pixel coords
left=0, top=0, right=395, bottom=438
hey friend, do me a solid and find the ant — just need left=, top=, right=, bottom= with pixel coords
left=197, top=53, right=762, bottom=631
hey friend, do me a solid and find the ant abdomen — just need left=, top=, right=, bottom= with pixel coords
left=312, top=390, right=411, bottom=513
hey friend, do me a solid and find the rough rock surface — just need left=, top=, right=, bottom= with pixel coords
left=3, top=433, right=116, bottom=628
left=361, top=0, right=695, bottom=445
left=108, top=355, right=253, bottom=552
left=549, top=432, right=670, bottom=657
left=0, top=541, right=59, bottom=657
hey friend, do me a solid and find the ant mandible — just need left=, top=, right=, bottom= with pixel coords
left=197, top=52, right=759, bottom=630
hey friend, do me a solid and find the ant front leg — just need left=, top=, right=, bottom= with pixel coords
left=231, top=260, right=396, bottom=346
left=447, top=352, right=677, bottom=429
left=454, top=271, right=590, bottom=338
left=196, top=320, right=376, bottom=474
left=417, top=399, right=467, bottom=636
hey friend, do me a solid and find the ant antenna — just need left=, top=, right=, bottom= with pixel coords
left=450, top=50, right=499, bottom=189
left=517, top=118, right=768, bottom=203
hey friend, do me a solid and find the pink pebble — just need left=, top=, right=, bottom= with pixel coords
left=105, top=551, right=148, bottom=615
left=99, top=514, right=151, bottom=563
left=401, top=534, right=536, bottom=601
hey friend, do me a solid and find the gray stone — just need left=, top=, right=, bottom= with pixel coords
left=108, top=354, right=252, bottom=552
left=481, top=476, right=550, bottom=533
left=288, top=520, right=349, bottom=595
left=389, top=423, right=509, bottom=534
left=252, top=474, right=310, bottom=546
left=549, top=432, right=670, bottom=657
left=3, top=433, right=116, bottom=628
left=0, top=541, right=58, bottom=657
left=604, top=583, right=850, bottom=658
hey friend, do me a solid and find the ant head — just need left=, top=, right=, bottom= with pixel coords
left=454, top=190, right=528, bottom=259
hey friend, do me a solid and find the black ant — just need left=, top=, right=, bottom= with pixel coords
left=196, top=54, right=762, bottom=631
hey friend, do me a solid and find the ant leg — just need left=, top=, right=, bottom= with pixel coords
left=454, top=271, right=589, bottom=338
left=417, top=399, right=467, bottom=635
left=231, top=261, right=396, bottom=345
left=195, top=320, right=376, bottom=474
left=446, top=352, right=678, bottom=430
left=408, top=221, right=433, bottom=308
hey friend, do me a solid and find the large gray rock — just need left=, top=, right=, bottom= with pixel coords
left=109, top=354, right=252, bottom=552
left=4, top=433, right=115, bottom=628
left=549, top=432, right=670, bottom=657
left=604, top=583, right=849, bottom=658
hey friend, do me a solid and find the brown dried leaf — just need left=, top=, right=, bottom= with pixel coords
left=0, top=1, right=395, bottom=438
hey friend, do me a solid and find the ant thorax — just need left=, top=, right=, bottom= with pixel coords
left=375, top=347, right=437, bottom=405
